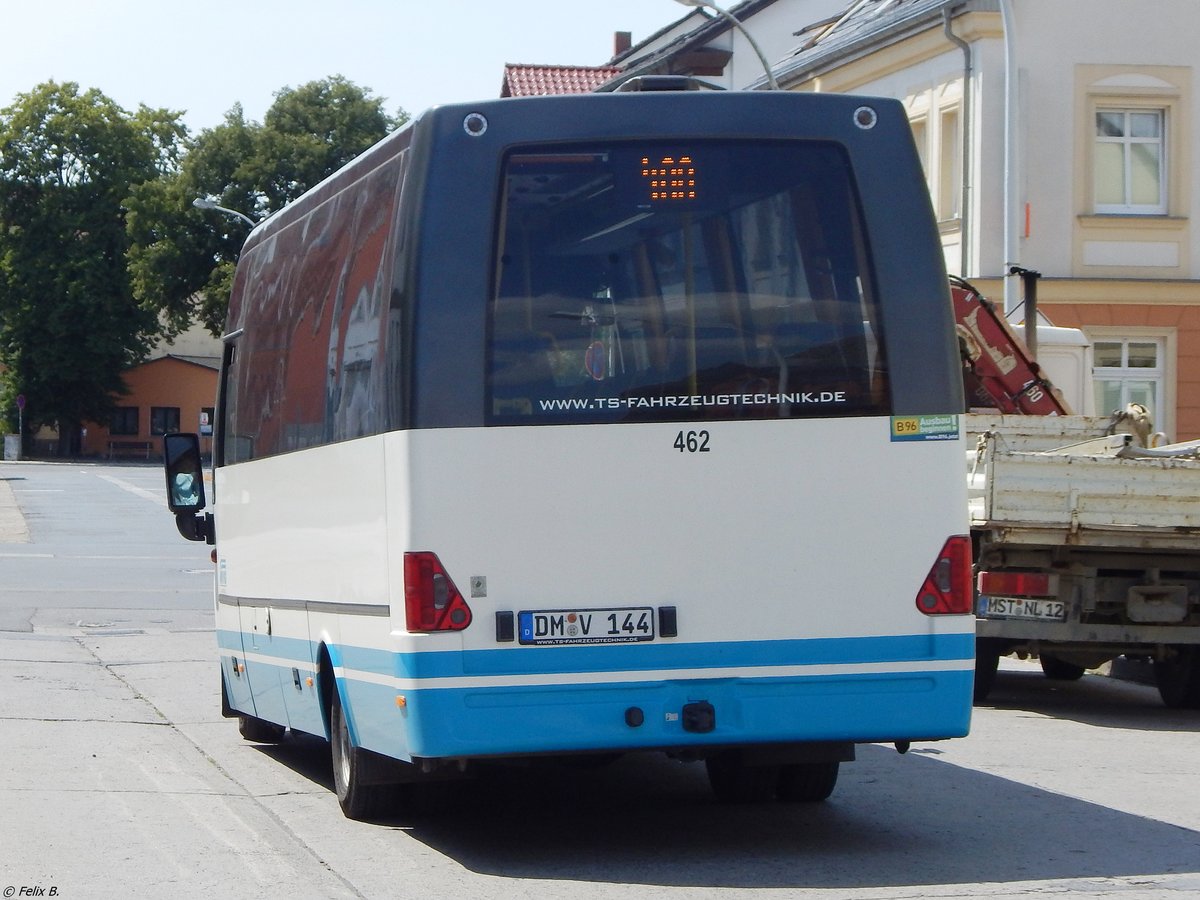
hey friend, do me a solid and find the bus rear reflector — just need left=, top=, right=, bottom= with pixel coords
left=915, top=536, right=973, bottom=615
left=404, top=552, right=473, bottom=632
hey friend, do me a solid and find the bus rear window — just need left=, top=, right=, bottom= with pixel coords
left=488, top=141, right=889, bottom=424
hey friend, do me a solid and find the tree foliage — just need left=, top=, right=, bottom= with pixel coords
left=0, top=81, right=184, bottom=445
left=127, top=76, right=405, bottom=336
left=0, top=75, right=403, bottom=446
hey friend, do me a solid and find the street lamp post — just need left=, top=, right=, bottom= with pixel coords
left=672, top=0, right=780, bottom=91
left=192, top=197, right=257, bottom=227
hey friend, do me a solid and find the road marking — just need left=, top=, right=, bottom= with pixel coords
left=97, top=473, right=164, bottom=504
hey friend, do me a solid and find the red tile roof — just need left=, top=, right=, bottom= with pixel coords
left=501, top=63, right=621, bottom=97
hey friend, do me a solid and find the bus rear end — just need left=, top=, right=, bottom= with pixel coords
left=386, top=88, right=972, bottom=801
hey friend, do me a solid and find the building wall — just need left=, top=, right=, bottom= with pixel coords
left=969, top=276, right=1200, bottom=441
left=746, top=0, right=1200, bottom=438
left=1015, top=1, right=1196, bottom=282
left=82, top=357, right=217, bottom=459
left=1038, top=299, right=1200, bottom=441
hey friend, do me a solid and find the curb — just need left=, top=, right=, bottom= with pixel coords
left=0, top=472, right=31, bottom=543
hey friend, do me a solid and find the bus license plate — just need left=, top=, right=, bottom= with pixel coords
left=981, top=596, right=1067, bottom=621
left=518, top=607, right=655, bottom=645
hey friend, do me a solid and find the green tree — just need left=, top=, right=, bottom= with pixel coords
left=253, top=75, right=402, bottom=210
left=125, top=105, right=258, bottom=336
left=0, top=81, right=185, bottom=451
left=127, top=76, right=405, bottom=336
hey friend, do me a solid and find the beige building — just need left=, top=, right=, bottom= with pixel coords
left=613, top=0, right=1200, bottom=438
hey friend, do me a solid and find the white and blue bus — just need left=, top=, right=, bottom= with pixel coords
left=164, top=80, right=973, bottom=820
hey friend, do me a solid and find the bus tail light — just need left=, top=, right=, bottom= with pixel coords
left=404, top=552, right=473, bottom=632
left=916, top=536, right=973, bottom=615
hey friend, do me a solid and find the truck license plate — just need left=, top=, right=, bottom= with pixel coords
left=518, top=607, right=655, bottom=645
left=981, top=596, right=1067, bottom=621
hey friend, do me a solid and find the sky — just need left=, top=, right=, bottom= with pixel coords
left=0, top=0, right=686, bottom=134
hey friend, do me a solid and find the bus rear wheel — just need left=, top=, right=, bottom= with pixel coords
left=777, top=761, right=839, bottom=802
left=330, top=691, right=402, bottom=820
left=705, top=752, right=779, bottom=803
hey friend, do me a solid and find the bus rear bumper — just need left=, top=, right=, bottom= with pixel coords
left=360, top=668, right=973, bottom=761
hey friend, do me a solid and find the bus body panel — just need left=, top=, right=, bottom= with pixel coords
left=399, top=419, right=966, bottom=646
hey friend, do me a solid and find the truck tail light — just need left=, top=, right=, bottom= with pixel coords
left=916, top=536, right=973, bottom=615
left=404, top=552, right=473, bottom=632
left=978, top=570, right=1052, bottom=598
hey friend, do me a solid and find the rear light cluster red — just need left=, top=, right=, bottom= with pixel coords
left=915, top=536, right=973, bottom=615
left=977, top=570, right=1052, bottom=597
left=404, top=552, right=473, bottom=632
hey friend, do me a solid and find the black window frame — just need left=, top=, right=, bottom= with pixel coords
left=150, top=406, right=181, bottom=436
left=109, top=406, right=140, bottom=437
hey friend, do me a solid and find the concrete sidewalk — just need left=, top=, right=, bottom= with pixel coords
left=0, top=463, right=31, bottom=543
left=0, top=630, right=356, bottom=899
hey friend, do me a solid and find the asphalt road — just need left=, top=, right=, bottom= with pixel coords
left=2, top=460, right=1199, bottom=899
left=0, top=459, right=213, bottom=633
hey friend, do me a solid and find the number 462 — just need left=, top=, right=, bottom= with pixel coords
left=673, top=430, right=711, bottom=453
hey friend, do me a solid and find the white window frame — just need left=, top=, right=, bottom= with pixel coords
left=1088, top=330, right=1172, bottom=437
left=937, top=103, right=962, bottom=221
left=1093, top=107, right=1167, bottom=215
left=905, top=80, right=963, bottom=225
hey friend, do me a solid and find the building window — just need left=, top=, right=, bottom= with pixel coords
left=906, top=81, right=962, bottom=226
left=150, top=406, right=181, bottom=436
left=909, top=116, right=928, bottom=176
left=1093, top=337, right=1163, bottom=424
left=110, top=406, right=139, bottom=436
left=1094, top=108, right=1166, bottom=214
left=937, top=105, right=961, bottom=221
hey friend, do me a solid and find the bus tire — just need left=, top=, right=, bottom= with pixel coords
left=705, top=751, right=779, bottom=803
left=1154, top=647, right=1200, bottom=709
left=1040, top=656, right=1086, bottom=681
left=330, top=690, right=400, bottom=820
left=238, top=714, right=285, bottom=743
left=777, top=761, right=839, bottom=802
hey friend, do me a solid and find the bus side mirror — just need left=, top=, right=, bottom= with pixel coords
left=163, top=432, right=213, bottom=543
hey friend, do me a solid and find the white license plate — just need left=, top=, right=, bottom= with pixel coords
left=518, top=607, right=655, bottom=645
left=981, top=596, right=1067, bottom=621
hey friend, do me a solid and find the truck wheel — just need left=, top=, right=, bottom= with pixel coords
left=705, top=751, right=779, bottom=803
left=1040, top=656, right=1086, bottom=681
left=238, top=714, right=285, bottom=743
left=330, top=690, right=401, bottom=820
left=1154, top=647, right=1200, bottom=709
left=777, top=761, right=839, bottom=802
left=974, top=639, right=1002, bottom=702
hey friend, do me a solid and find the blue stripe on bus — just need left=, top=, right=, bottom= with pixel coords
left=217, top=629, right=974, bottom=680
